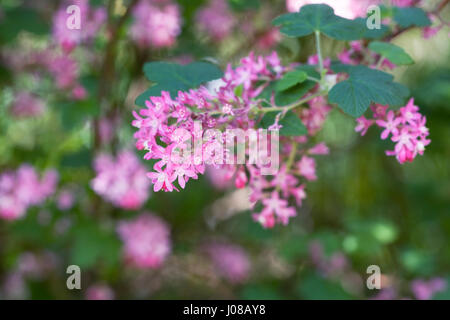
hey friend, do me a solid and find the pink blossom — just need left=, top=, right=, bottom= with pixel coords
left=52, top=0, right=106, bottom=53
left=0, top=165, right=58, bottom=220
left=411, top=278, right=447, bottom=300
left=297, top=156, right=317, bottom=181
left=117, top=213, right=171, bottom=269
left=91, top=151, right=151, bottom=210
left=86, top=284, right=115, bottom=300
left=357, top=99, right=430, bottom=164
left=376, top=110, right=401, bottom=140
left=130, top=0, right=181, bottom=48
left=355, top=116, right=373, bottom=136
left=205, top=242, right=251, bottom=283
left=9, top=92, right=45, bottom=118
left=196, top=0, right=234, bottom=41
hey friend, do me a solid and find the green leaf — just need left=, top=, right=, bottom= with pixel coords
left=272, top=4, right=365, bottom=40
left=135, top=61, right=223, bottom=106
left=275, top=80, right=316, bottom=106
left=369, top=41, right=414, bottom=66
left=297, top=273, right=354, bottom=300
left=353, top=18, right=390, bottom=39
left=393, top=7, right=431, bottom=28
left=228, top=0, right=260, bottom=12
left=276, top=70, right=307, bottom=91
left=261, top=110, right=307, bottom=136
left=329, top=65, right=410, bottom=117
left=0, top=8, right=50, bottom=43
left=71, top=223, right=121, bottom=269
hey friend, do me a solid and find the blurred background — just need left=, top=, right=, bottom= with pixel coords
left=0, top=0, right=449, bottom=300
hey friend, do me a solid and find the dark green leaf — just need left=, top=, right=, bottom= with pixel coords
left=0, top=8, right=49, bottom=43
left=273, top=4, right=365, bottom=40
left=261, top=110, right=307, bottom=136
left=353, top=18, right=390, bottom=39
left=135, top=61, right=223, bottom=106
left=276, top=70, right=307, bottom=91
left=329, top=65, right=410, bottom=117
left=393, top=7, right=431, bottom=28
left=275, top=80, right=316, bottom=106
left=369, top=41, right=414, bottom=65
left=228, top=0, right=260, bottom=12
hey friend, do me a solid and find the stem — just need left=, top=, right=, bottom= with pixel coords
left=315, top=31, right=324, bottom=78
left=257, top=92, right=323, bottom=114
left=286, top=141, right=298, bottom=172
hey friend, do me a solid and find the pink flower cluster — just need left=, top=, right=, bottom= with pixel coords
left=133, top=52, right=285, bottom=192
left=130, top=0, right=181, bottom=48
left=117, top=213, right=171, bottom=269
left=9, top=92, right=45, bottom=118
left=52, top=0, right=106, bottom=53
left=0, top=165, right=58, bottom=220
left=411, top=278, right=447, bottom=300
left=355, top=99, right=430, bottom=164
left=205, top=242, right=251, bottom=283
left=196, top=0, right=235, bottom=41
left=133, top=52, right=332, bottom=227
left=91, top=151, right=151, bottom=210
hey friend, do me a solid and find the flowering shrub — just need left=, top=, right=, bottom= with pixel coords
left=133, top=4, right=434, bottom=228
left=0, top=0, right=448, bottom=301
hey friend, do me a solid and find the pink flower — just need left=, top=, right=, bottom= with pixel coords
left=196, top=0, right=234, bottom=41
left=147, top=167, right=175, bottom=192
left=9, top=92, right=45, bottom=118
left=355, top=116, right=373, bottom=136
left=411, top=278, right=447, bottom=300
left=117, top=213, right=171, bottom=269
left=130, top=0, right=181, bottom=48
left=0, top=165, right=58, bottom=220
left=376, top=111, right=401, bottom=140
left=205, top=242, right=251, bottom=283
left=86, top=284, right=115, bottom=300
left=91, top=151, right=151, bottom=209
left=52, top=0, right=106, bottom=52
left=297, top=156, right=317, bottom=181
left=309, top=142, right=329, bottom=155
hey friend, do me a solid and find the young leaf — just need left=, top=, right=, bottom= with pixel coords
left=261, top=110, right=307, bottom=136
left=369, top=41, right=414, bottom=66
left=393, top=7, right=431, bottom=28
left=276, top=70, right=308, bottom=91
left=329, top=65, right=410, bottom=117
left=272, top=4, right=365, bottom=41
left=135, top=61, right=223, bottom=106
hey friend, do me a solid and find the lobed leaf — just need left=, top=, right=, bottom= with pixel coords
left=135, top=61, right=223, bottom=106
left=329, top=65, right=410, bottom=117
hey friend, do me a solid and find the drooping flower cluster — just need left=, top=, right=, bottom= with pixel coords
left=117, top=213, right=171, bottom=269
left=52, top=0, right=106, bottom=53
left=91, top=151, right=151, bottom=210
left=355, top=99, right=430, bottom=164
left=130, top=0, right=181, bottom=48
left=0, top=165, right=58, bottom=220
left=205, top=242, right=251, bottom=283
left=133, top=52, right=333, bottom=227
left=196, top=0, right=235, bottom=41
